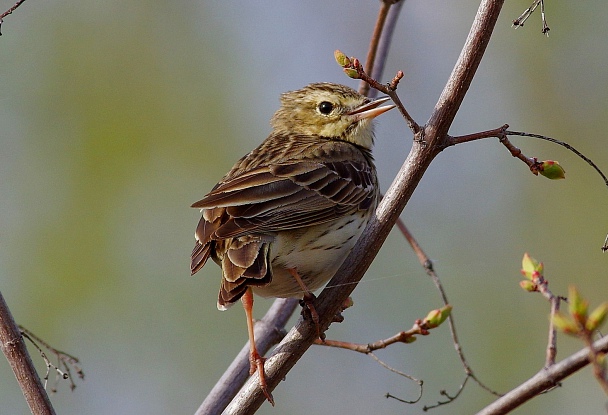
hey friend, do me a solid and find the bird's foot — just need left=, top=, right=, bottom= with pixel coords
left=249, top=350, right=274, bottom=406
left=299, top=293, right=324, bottom=341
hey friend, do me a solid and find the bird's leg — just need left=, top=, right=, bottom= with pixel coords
left=241, top=288, right=274, bottom=406
left=287, top=268, right=323, bottom=341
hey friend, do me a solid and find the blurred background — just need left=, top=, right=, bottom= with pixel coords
left=1, top=1, right=607, bottom=414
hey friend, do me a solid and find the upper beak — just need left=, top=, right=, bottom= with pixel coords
left=347, top=96, right=395, bottom=121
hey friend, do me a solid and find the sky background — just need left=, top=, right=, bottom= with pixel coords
left=1, top=1, right=607, bottom=414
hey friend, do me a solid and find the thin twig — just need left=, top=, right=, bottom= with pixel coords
left=448, top=124, right=509, bottom=146
left=349, top=57, right=420, bottom=133
left=540, top=0, right=550, bottom=34
left=512, top=0, right=541, bottom=27
left=512, top=0, right=549, bottom=34
left=396, top=220, right=501, bottom=397
left=424, top=374, right=471, bottom=411
left=367, top=1, right=406, bottom=99
left=359, top=0, right=393, bottom=97
left=315, top=333, right=425, bottom=401
left=452, top=125, right=608, bottom=250
left=546, top=297, right=560, bottom=367
left=19, top=326, right=84, bottom=392
left=314, top=314, right=444, bottom=353
left=370, top=351, right=422, bottom=385
left=452, top=125, right=608, bottom=189
left=505, top=130, right=608, bottom=187
left=522, top=268, right=563, bottom=368
left=0, top=0, right=28, bottom=35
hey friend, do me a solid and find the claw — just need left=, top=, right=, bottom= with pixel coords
left=242, top=288, right=275, bottom=405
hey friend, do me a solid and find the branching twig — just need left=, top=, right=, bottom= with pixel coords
left=359, top=0, right=395, bottom=97
left=505, top=130, right=608, bottom=187
left=313, top=308, right=449, bottom=404
left=452, top=126, right=608, bottom=250
left=451, top=126, right=608, bottom=188
left=366, top=0, right=406, bottom=99
left=512, top=0, right=550, bottom=35
left=423, top=374, right=471, bottom=411
left=476, top=335, right=608, bottom=415
left=396, top=220, right=501, bottom=399
left=19, top=326, right=84, bottom=393
left=0, top=0, right=28, bottom=35
left=531, top=273, right=562, bottom=368
left=448, top=124, right=509, bottom=146
left=314, top=307, right=450, bottom=353
left=520, top=255, right=565, bottom=369
left=342, top=54, right=421, bottom=134
left=380, top=354, right=424, bottom=404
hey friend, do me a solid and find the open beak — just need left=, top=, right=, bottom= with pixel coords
left=347, top=96, right=395, bottom=121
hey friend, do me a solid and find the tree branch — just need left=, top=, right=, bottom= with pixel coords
left=0, top=0, right=28, bottom=35
left=201, top=2, right=407, bottom=413
left=195, top=298, right=297, bottom=415
left=0, top=291, right=56, bottom=415
left=476, top=335, right=608, bottom=415
left=222, top=1, right=506, bottom=413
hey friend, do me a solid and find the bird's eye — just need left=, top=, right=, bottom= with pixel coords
left=317, top=101, right=334, bottom=115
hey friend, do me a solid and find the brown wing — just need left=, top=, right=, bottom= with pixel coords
left=192, top=160, right=375, bottom=238
left=190, top=155, right=376, bottom=308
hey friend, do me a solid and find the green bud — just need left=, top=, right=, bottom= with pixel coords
left=539, top=160, right=566, bottom=180
left=334, top=50, right=351, bottom=68
left=568, top=285, right=588, bottom=326
left=552, top=312, right=580, bottom=335
left=423, top=305, right=452, bottom=329
left=404, top=336, right=417, bottom=344
left=586, top=302, right=608, bottom=332
left=343, top=68, right=359, bottom=79
left=521, top=253, right=543, bottom=280
left=519, top=280, right=538, bottom=292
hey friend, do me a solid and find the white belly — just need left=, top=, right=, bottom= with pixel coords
left=252, top=212, right=369, bottom=298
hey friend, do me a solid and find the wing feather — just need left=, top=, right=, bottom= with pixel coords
left=195, top=160, right=374, bottom=239
left=190, top=139, right=377, bottom=308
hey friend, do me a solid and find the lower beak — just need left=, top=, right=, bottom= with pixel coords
left=347, top=96, right=395, bottom=121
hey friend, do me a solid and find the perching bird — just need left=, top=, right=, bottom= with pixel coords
left=190, top=82, right=394, bottom=404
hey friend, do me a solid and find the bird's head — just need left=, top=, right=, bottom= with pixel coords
left=270, top=83, right=395, bottom=150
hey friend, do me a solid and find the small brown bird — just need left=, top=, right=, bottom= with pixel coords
left=190, top=82, right=394, bottom=404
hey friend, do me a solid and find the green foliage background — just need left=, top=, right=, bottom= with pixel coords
left=1, top=1, right=607, bottom=414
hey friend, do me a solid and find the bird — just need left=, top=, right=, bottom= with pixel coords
left=190, top=82, right=394, bottom=404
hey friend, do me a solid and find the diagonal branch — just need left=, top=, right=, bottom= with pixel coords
left=223, top=1, right=506, bottom=413
left=0, top=291, right=56, bottom=415
left=476, top=335, right=608, bottom=415
left=199, top=2, right=407, bottom=413
left=195, top=298, right=297, bottom=415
